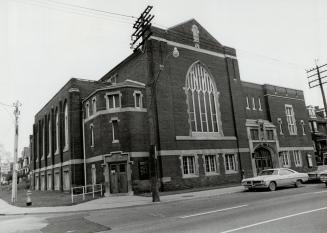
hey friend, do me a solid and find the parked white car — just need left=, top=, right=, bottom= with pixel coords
left=241, top=168, right=309, bottom=191
left=307, top=165, right=327, bottom=182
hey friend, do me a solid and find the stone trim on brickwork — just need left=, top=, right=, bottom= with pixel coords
left=149, top=36, right=237, bottom=60
left=279, top=146, right=314, bottom=151
left=264, top=94, right=305, bottom=102
left=160, top=148, right=249, bottom=156
left=84, top=107, right=147, bottom=123
left=176, top=135, right=236, bottom=140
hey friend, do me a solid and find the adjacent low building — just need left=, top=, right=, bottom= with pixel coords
left=307, top=105, right=327, bottom=165
left=30, top=19, right=316, bottom=194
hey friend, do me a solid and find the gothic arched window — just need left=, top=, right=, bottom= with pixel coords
left=63, top=102, right=69, bottom=150
left=185, top=61, right=222, bottom=136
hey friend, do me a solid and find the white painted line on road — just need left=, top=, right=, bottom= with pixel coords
left=312, top=190, right=327, bottom=194
left=179, top=204, right=248, bottom=219
left=220, top=206, right=327, bottom=233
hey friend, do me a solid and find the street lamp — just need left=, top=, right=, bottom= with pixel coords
left=148, top=47, right=179, bottom=202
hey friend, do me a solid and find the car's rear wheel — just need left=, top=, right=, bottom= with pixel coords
left=268, top=181, right=276, bottom=191
left=295, top=179, right=302, bottom=188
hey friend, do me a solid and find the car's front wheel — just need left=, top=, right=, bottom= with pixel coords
left=325, top=183, right=327, bottom=188
left=268, top=181, right=276, bottom=191
left=294, top=179, right=302, bottom=188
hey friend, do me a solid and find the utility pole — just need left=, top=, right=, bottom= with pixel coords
left=11, top=100, right=21, bottom=203
left=131, top=6, right=160, bottom=202
left=306, top=61, right=327, bottom=116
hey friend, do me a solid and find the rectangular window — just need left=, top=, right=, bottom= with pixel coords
left=225, top=154, right=237, bottom=172
left=90, top=125, right=94, bottom=147
left=205, top=155, right=217, bottom=173
left=266, top=129, right=274, bottom=140
left=112, top=120, right=119, bottom=143
left=246, top=97, right=250, bottom=109
left=182, top=156, right=195, bottom=175
left=285, top=105, right=297, bottom=135
left=107, top=93, right=121, bottom=109
left=91, top=164, right=96, bottom=184
left=85, top=102, right=90, bottom=118
left=139, top=161, right=149, bottom=180
left=294, top=151, right=302, bottom=167
left=250, top=128, right=259, bottom=140
left=252, top=97, right=256, bottom=110
left=47, top=173, right=52, bottom=190
left=280, top=151, right=290, bottom=167
left=134, top=92, right=142, bottom=108
left=258, top=98, right=262, bottom=111
left=92, top=98, right=96, bottom=114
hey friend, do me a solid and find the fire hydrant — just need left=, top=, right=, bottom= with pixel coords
left=26, top=190, right=32, bottom=206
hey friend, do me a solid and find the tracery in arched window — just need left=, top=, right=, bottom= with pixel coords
left=185, top=61, right=222, bottom=136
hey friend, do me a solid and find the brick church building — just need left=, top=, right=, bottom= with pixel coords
left=30, top=19, right=315, bottom=194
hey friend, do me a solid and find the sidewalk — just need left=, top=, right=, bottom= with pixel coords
left=0, top=186, right=244, bottom=215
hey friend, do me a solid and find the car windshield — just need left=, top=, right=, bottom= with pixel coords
left=259, top=170, right=278, bottom=176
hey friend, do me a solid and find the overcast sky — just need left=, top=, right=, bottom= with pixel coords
left=0, top=0, right=326, bottom=161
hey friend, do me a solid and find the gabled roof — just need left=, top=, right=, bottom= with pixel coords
left=167, top=18, right=222, bottom=47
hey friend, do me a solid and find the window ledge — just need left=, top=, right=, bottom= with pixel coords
left=225, top=170, right=238, bottom=175
left=54, top=150, right=59, bottom=155
left=112, top=140, right=120, bottom=144
left=205, top=172, right=220, bottom=176
left=182, top=174, right=199, bottom=179
left=63, top=146, right=69, bottom=152
left=176, top=136, right=236, bottom=141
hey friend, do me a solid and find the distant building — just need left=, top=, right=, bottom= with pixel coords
left=30, top=19, right=316, bottom=194
left=307, top=105, right=327, bottom=165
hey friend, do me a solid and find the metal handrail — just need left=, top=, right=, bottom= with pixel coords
left=71, top=184, right=103, bottom=203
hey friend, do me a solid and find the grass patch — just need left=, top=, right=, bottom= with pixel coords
left=0, top=184, right=103, bottom=207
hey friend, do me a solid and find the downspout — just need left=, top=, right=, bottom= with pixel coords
left=224, top=53, right=243, bottom=181
left=82, top=116, right=87, bottom=187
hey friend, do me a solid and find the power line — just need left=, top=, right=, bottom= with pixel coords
left=15, top=0, right=135, bottom=25
left=43, top=0, right=137, bottom=19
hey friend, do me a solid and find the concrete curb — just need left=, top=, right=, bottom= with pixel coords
left=0, top=186, right=244, bottom=216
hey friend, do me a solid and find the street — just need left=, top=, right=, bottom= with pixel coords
left=1, top=183, right=327, bottom=233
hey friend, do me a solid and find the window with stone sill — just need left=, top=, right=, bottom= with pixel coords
left=250, top=128, right=259, bottom=140
left=105, top=92, right=121, bottom=109
left=85, top=102, right=90, bottom=119
left=300, top=120, right=305, bottom=135
left=90, top=124, right=94, bottom=147
left=63, top=102, right=69, bottom=151
left=293, top=150, right=302, bottom=167
left=266, top=129, right=274, bottom=140
left=246, top=96, right=250, bottom=109
left=111, top=119, right=119, bottom=143
left=182, top=155, right=196, bottom=176
left=285, top=105, right=297, bottom=135
left=184, top=61, right=222, bottom=137
left=280, top=151, right=290, bottom=167
left=252, top=97, right=256, bottom=110
left=92, top=97, right=97, bottom=115
left=277, top=118, right=284, bottom=135
left=133, top=91, right=143, bottom=108
left=258, top=97, right=262, bottom=111
left=204, top=154, right=219, bottom=174
left=48, top=117, right=51, bottom=157
left=224, top=154, right=238, bottom=173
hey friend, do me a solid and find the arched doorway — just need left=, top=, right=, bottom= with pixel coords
left=254, top=147, right=273, bottom=174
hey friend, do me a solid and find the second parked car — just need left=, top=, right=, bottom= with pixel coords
left=241, top=168, right=309, bottom=191
left=320, top=172, right=327, bottom=187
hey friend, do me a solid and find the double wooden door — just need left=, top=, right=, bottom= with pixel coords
left=109, top=163, right=128, bottom=194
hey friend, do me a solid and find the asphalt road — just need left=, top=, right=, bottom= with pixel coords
left=1, top=183, right=327, bottom=233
